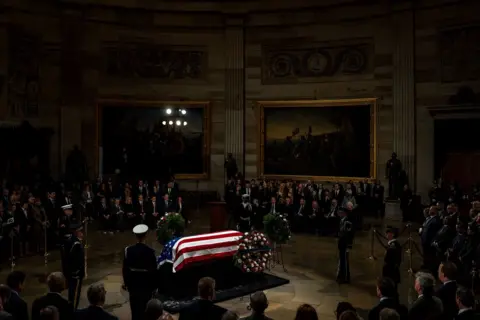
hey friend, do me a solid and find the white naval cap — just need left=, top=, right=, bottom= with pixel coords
left=61, top=204, right=73, bottom=210
left=133, top=224, right=149, bottom=235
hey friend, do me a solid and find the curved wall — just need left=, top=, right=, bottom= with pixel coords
left=1, top=0, right=480, bottom=197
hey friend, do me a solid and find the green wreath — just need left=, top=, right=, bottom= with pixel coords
left=156, top=212, right=185, bottom=245
left=263, top=213, right=292, bottom=244
left=233, top=231, right=272, bottom=273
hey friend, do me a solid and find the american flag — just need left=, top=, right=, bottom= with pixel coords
left=157, top=230, right=243, bottom=273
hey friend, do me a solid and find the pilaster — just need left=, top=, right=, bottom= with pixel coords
left=224, top=17, right=245, bottom=175
left=59, top=9, right=85, bottom=172
left=392, top=10, right=416, bottom=188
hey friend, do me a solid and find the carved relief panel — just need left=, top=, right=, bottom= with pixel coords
left=8, top=27, right=41, bottom=117
left=440, top=25, right=480, bottom=83
left=262, top=38, right=373, bottom=84
left=103, top=41, right=207, bottom=80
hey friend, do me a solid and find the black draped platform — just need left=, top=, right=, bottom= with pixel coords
left=156, top=256, right=289, bottom=313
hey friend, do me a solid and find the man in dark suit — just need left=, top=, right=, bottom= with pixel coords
left=31, top=272, right=73, bottom=320
left=382, top=227, right=402, bottom=288
left=164, top=182, right=178, bottom=203
left=368, top=277, right=407, bottom=320
left=134, top=180, right=148, bottom=199
left=0, top=284, right=13, bottom=320
left=293, top=198, right=307, bottom=232
left=373, top=181, right=385, bottom=218
left=241, top=291, right=272, bottom=320
left=436, top=261, right=458, bottom=320
left=178, top=277, right=227, bottom=320
left=14, top=201, right=31, bottom=257
left=160, top=194, right=174, bottom=216
left=4, top=271, right=28, bottom=320
left=75, top=283, right=118, bottom=320
left=408, top=271, right=443, bottom=320
left=420, top=206, right=442, bottom=275
left=332, top=183, right=344, bottom=204
left=336, top=209, right=354, bottom=284
left=455, top=287, right=476, bottom=320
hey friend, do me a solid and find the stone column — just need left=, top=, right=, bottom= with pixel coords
left=392, top=10, right=416, bottom=188
left=224, top=17, right=245, bottom=176
left=59, top=9, right=84, bottom=172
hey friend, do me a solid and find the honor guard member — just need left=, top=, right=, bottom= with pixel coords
left=337, top=208, right=354, bottom=284
left=122, top=224, right=158, bottom=320
left=238, top=194, right=252, bottom=232
left=60, top=221, right=85, bottom=310
left=382, top=226, right=402, bottom=288
left=59, top=204, right=74, bottom=239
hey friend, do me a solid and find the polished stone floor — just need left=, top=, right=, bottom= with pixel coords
left=0, top=211, right=423, bottom=320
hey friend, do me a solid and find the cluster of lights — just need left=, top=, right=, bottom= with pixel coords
left=165, top=108, right=187, bottom=115
left=162, top=120, right=187, bottom=126
left=163, top=108, right=188, bottom=126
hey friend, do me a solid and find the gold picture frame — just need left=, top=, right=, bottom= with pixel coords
left=95, top=99, right=211, bottom=180
left=257, top=98, right=378, bottom=182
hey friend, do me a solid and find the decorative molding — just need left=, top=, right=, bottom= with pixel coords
left=440, top=25, right=480, bottom=83
left=261, top=38, right=373, bottom=84
left=7, top=27, right=41, bottom=118
left=103, top=42, right=207, bottom=80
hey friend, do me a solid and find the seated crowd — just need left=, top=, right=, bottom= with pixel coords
left=0, top=176, right=185, bottom=264
left=0, top=269, right=476, bottom=320
left=225, top=177, right=387, bottom=233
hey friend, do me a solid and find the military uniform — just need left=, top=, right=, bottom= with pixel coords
left=122, top=224, right=158, bottom=320
left=337, top=213, right=354, bottom=283
left=60, top=222, right=85, bottom=309
left=383, top=238, right=402, bottom=286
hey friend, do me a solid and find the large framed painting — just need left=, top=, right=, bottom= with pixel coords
left=257, top=98, right=377, bottom=182
left=96, top=100, right=211, bottom=180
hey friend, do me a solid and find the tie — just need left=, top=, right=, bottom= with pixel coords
left=168, top=188, right=171, bottom=194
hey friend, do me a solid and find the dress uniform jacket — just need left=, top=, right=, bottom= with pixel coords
left=61, top=235, right=85, bottom=279
left=122, top=242, right=158, bottom=320
left=383, top=239, right=402, bottom=284
left=31, top=292, right=73, bottom=320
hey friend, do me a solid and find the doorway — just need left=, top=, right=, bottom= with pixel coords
left=434, top=118, right=480, bottom=189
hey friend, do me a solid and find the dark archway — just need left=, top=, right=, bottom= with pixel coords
left=0, top=121, right=53, bottom=185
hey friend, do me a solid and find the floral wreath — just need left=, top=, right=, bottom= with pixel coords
left=263, top=213, right=292, bottom=244
left=234, top=231, right=272, bottom=273
left=156, top=212, right=185, bottom=245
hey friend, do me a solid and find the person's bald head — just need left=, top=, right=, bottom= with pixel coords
left=46, top=272, right=65, bottom=293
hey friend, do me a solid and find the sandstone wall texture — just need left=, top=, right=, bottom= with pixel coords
left=0, top=0, right=479, bottom=198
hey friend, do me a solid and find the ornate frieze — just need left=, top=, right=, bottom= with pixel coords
left=440, top=25, right=480, bottom=83
left=262, top=39, right=373, bottom=84
left=103, top=42, right=207, bottom=80
left=7, top=27, right=41, bottom=118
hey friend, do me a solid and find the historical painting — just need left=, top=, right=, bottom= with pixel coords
left=258, top=99, right=377, bottom=181
left=97, top=100, right=210, bottom=180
